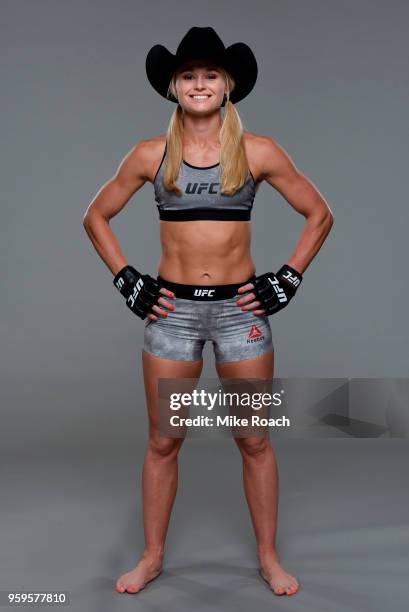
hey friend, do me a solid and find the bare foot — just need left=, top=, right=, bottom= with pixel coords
left=258, top=549, right=300, bottom=596
left=115, top=552, right=163, bottom=594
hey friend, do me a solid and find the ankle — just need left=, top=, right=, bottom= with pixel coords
left=143, top=546, right=165, bottom=562
left=257, top=545, right=278, bottom=559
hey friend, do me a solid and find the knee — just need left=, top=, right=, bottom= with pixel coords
left=235, top=436, right=269, bottom=458
left=148, top=435, right=183, bottom=459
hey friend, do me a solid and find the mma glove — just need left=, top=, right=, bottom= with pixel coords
left=253, top=264, right=303, bottom=316
left=113, top=265, right=161, bottom=320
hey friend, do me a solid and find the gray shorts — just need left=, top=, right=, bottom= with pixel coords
left=143, top=276, right=273, bottom=363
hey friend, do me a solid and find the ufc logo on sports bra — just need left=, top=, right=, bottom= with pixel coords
left=194, top=288, right=215, bottom=297
left=186, top=182, right=219, bottom=195
left=127, top=277, right=144, bottom=307
left=267, top=277, right=288, bottom=303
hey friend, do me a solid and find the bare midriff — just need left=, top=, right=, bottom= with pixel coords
left=158, top=220, right=256, bottom=285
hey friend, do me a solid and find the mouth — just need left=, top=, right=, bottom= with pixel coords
left=189, top=94, right=212, bottom=101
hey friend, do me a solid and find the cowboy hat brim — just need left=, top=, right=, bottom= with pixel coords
left=145, top=41, right=257, bottom=105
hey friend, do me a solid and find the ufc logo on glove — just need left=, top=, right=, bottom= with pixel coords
left=115, top=277, right=125, bottom=291
left=267, top=277, right=288, bottom=303
left=127, top=277, right=144, bottom=307
left=281, top=270, right=301, bottom=288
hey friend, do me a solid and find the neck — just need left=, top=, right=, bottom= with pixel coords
left=182, top=111, right=222, bottom=150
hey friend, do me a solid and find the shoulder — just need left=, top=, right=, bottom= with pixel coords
left=243, top=131, right=293, bottom=182
left=141, top=135, right=167, bottom=183
left=119, top=134, right=166, bottom=183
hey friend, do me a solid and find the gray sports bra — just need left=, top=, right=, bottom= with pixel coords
left=153, top=143, right=257, bottom=221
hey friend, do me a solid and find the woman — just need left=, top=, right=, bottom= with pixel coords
left=83, top=26, right=333, bottom=597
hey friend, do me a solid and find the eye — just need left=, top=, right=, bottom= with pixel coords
left=182, top=72, right=218, bottom=80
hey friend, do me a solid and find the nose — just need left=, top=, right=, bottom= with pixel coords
left=194, top=75, right=206, bottom=90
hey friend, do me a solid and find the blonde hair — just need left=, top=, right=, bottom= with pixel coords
left=162, top=68, right=251, bottom=196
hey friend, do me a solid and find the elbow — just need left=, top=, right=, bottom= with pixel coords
left=82, top=213, right=91, bottom=232
left=312, top=208, right=333, bottom=237
left=321, top=211, right=334, bottom=239
left=82, top=209, right=110, bottom=238
left=311, top=209, right=334, bottom=228
left=83, top=207, right=111, bottom=227
left=319, top=206, right=334, bottom=229
left=82, top=210, right=96, bottom=236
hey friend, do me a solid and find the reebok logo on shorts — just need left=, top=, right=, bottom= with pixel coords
left=247, top=325, right=264, bottom=343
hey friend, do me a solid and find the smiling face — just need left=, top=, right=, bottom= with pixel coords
left=173, top=59, right=227, bottom=114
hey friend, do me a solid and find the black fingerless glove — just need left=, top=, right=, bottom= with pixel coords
left=113, top=265, right=161, bottom=320
left=253, top=264, right=303, bottom=316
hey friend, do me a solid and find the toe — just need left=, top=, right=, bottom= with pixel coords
left=274, top=586, right=285, bottom=595
left=115, top=581, right=125, bottom=593
left=126, top=585, right=138, bottom=594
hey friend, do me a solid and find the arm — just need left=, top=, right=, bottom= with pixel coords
left=83, top=139, right=174, bottom=319
left=237, top=136, right=334, bottom=315
left=82, top=139, right=151, bottom=276
left=259, top=136, right=334, bottom=275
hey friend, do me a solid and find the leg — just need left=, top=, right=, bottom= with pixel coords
left=116, top=350, right=203, bottom=594
left=216, top=352, right=300, bottom=596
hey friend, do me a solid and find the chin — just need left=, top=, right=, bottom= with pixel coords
left=185, top=102, right=221, bottom=114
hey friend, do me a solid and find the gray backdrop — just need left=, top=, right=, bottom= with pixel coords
left=1, top=1, right=408, bottom=611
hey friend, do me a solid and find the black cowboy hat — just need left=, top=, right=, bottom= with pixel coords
left=145, top=26, right=258, bottom=106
